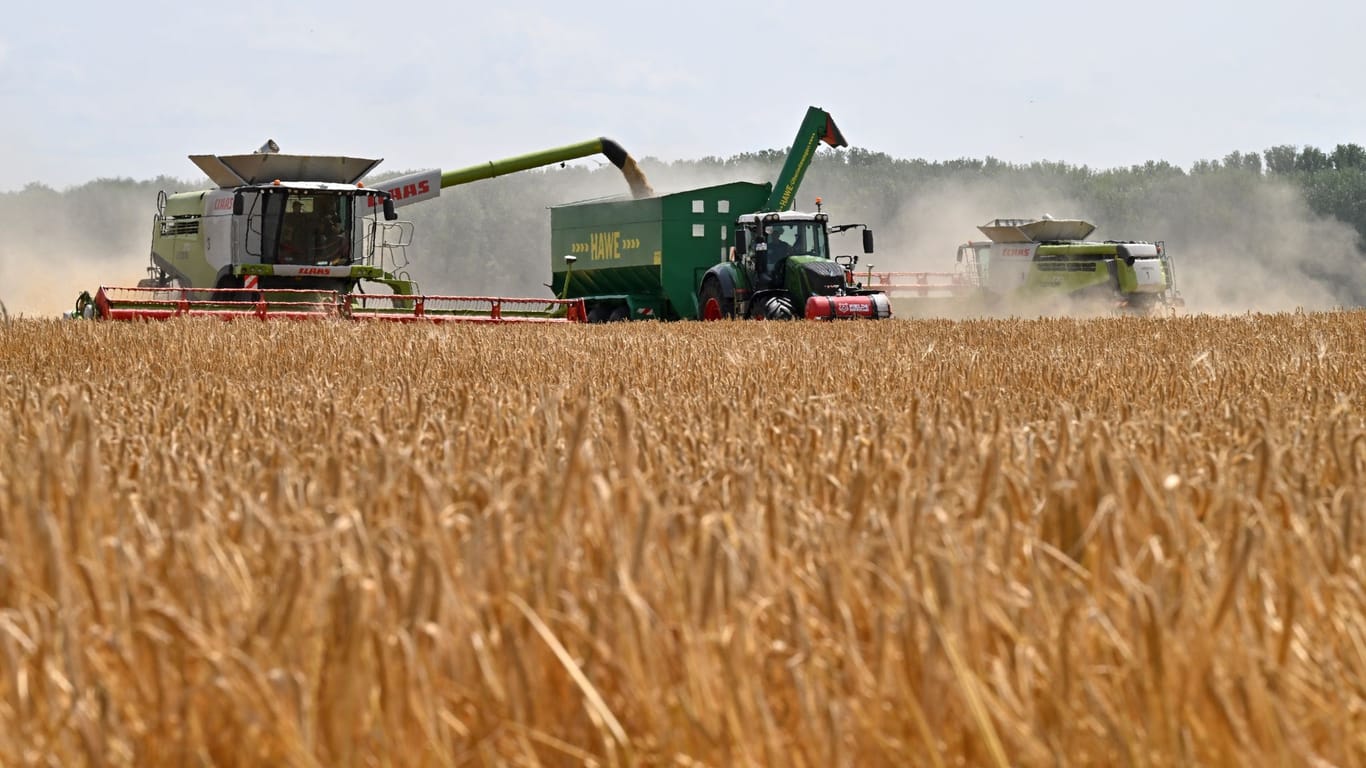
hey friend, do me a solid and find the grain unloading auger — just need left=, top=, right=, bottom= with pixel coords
left=73, top=138, right=653, bottom=323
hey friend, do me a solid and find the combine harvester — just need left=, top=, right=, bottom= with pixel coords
left=549, top=106, right=893, bottom=321
left=865, top=216, right=1183, bottom=317
left=72, top=138, right=654, bottom=323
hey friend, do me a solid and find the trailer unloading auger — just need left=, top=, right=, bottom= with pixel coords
left=73, top=136, right=654, bottom=323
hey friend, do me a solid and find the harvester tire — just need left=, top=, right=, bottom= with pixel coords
left=215, top=277, right=258, bottom=304
left=587, top=305, right=611, bottom=324
left=699, top=279, right=733, bottom=320
left=608, top=306, right=630, bottom=322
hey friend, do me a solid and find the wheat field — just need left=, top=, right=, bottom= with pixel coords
left=0, top=313, right=1363, bottom=767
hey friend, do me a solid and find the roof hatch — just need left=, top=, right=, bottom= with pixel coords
left=977, top=217, right=1096, bottom=243
left=188, top=153, right=383, bottom=188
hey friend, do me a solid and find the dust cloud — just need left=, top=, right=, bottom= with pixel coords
left=862, top=171, right=1365, bottom=315
left=0, top=181, right=155, bottom=318
left=876, top=175, right=1088, bottom=273
left=1121, top=174, right=1365, bottom=314
left=0, top=247, right=146, bottom=318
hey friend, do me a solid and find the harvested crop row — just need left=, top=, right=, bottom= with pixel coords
left=0, top=313, right=1363, bottom=766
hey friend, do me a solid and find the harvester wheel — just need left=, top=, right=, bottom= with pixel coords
left=699, top=279, right=733, bottom=320
left=216, top=276, right=258, bottom=304
left=587, top=305, right=611, bottom=324
left=608, top=306, right=630, bottom=322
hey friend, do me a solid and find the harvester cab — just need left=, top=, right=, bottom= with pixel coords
left=138, top=147, right=409, bottom=300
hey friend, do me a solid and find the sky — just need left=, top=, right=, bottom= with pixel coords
left=2, top=0, right=1364, bottom=192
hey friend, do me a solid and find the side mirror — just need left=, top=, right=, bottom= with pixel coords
left=862, top=229, right=875, bottom=254
left=733, top=229, right=748, bottom=258
left=383, top=198, right=397, bottom=221
left=232, top=192, right=245, bottom=216
left=753, top=245, right=767, bottom=276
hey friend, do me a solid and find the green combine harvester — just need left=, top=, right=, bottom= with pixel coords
left=549, top=106, right=892, bottom=321
left=73, top=138, right=652, bottom=323
left=951, top=216, right=1184, bottom=314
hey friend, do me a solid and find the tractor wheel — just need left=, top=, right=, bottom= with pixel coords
left=755, top=294, right=796, bottom=320
left=699, top=278, right=733, bottom=320
left=608, top=305, right=630, bottom=322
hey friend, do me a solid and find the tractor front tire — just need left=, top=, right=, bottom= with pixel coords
left=755, top=294, right=796, bottom=320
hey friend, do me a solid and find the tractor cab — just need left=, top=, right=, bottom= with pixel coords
left=735, top=211, right=832, bottom=290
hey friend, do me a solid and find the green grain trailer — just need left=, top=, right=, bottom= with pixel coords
left=549, top=181, right=771, bottom=322
left=548, top=106, right=891, bottom=322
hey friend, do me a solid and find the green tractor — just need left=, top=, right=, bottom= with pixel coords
left=955, top=216, right=1183, bottom=314
left=700, top=208, right=889, bottom=319
left=698, top=107, right=890, bottom=320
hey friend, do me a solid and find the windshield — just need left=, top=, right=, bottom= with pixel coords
left=764, top=221, right=828, bottom=261
left=264, top=192, right=354, bottom=265
left=974, top=244, right=991, bottom=279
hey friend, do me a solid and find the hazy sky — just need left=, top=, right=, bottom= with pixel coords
left=3, top=0, right=1363, bottom=192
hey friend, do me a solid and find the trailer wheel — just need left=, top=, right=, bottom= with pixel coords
left=699, top=278, right=733, bottom=320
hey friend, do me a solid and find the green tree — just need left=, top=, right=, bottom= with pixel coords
left=1297, top=146, right=1331, bottom=173
left=1332, top=143, right=1366, bottom=170
left=1223, top=151, right=1262, bottom=173
left=1264, top=145, right=1300, bottom=175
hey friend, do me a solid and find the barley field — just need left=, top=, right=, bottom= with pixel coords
left=0, top=313, right=1363, bottom=767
